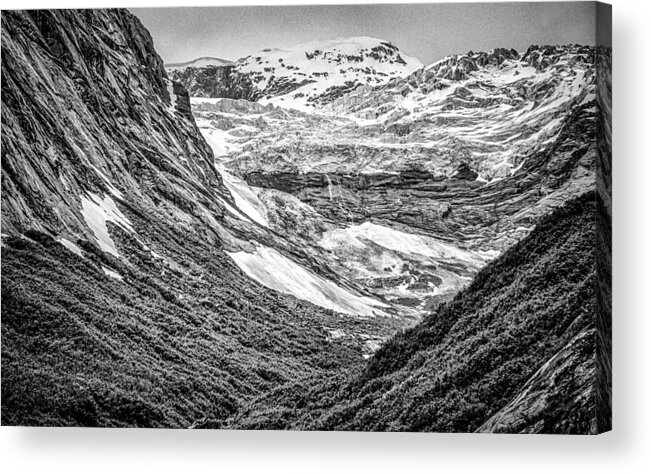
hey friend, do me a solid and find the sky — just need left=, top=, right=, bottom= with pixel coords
left=131, top=2, right=598, bottom=66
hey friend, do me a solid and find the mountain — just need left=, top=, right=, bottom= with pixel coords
left=1, top=9, right=219, bottom=239
left=224, top=191, right=602, bottom=433
left=192, top=44, right=597, bottom=247
left=1, top=8, right=610, bottom=432
left=165, top=56, right=233, bottom=70
left=167, top=36, right=423, bottom=109
left=187, top=43, right=598, bottom=315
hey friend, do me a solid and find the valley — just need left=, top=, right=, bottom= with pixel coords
left=0, top=8, right=610, bottom=433
left=179, top=40, right=597, bottom=320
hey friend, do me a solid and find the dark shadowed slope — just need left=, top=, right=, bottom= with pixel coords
left=595, top=45, right=612, bottom=433
left=226, top=192, right=601, bottom=433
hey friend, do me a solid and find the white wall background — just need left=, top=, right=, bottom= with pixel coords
left=1, top=0, right=648, bottom=472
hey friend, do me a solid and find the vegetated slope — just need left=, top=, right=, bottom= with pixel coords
left=595, top=45, right=612, bottom=433
left=0, top=202, right=405, bottom=427
left=226, top=191, right=599, bottom=433
left=1, top=226, right=371, bottom=427
left=0, top=9, right=397, bottom=427
left=167, top=37, right=423, bottom=109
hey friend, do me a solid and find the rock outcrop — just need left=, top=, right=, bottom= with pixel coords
left=423, top=47, right=519, bottom=81
left=167, top=64, right=260, bottom=101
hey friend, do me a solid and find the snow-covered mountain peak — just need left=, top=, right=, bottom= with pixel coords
left=237, top=36, right=423, bottom=109
left=167, top=36, right=423, bottom=110
left=240, top=36, right=420, bottom=68
left=165, top=56, right=233, bottom=71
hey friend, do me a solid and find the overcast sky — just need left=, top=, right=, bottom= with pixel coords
left=131, top=2, right=597, bottom=65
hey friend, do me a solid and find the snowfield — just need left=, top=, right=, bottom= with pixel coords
left=219, top=168, right=269, bottom=227
left=173, top=36, right=423, bottom=112
left=319, top=221, right=497, bottom=266
left=227, top=244, right=388, bottom=316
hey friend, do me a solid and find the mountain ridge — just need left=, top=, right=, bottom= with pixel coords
left=184, top=41, right=599, bottom=317
left=166, top=56, right=233, bottom=70
left=167, top=36, right=423, bottom=109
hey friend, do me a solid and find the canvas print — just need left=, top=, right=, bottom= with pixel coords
left=1, top=2, right=611, bottom=433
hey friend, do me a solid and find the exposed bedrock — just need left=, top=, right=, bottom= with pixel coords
left=168, top=64, right=262, bottom=101
left=0, top=9, right=224, bottom=240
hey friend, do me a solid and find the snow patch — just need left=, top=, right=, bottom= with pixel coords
left=320, top=221, right=497, bottom=265
left=218, top=168, right=269, bottom=227
left=80, top=193, right=134, bottom=257
left=325, top=174, right=334, bottom=201
left=102, top=266, right=123, bottom=280
left=164, top=78, right=178, bottom=114
left=197, top=125, right=234, bottom=157
left=227, top=244, right=387, bottom=316
left=328, top=329, right=347, bottom=340
left=57, top=237, right=84, bottom=257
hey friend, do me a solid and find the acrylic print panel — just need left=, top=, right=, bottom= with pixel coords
left=0, top=2, right=611, bottom=433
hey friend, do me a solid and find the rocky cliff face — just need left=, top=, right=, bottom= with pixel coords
left=1, top=9, right=224, bottom=241
left=1, top=9, right=384, bottom=316
left=167, top=64, right=260, bottom=101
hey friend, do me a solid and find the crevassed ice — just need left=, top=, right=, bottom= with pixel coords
left=197, top=125, right=237, bottom=158
left=227, top=244, right=387, bottom=316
